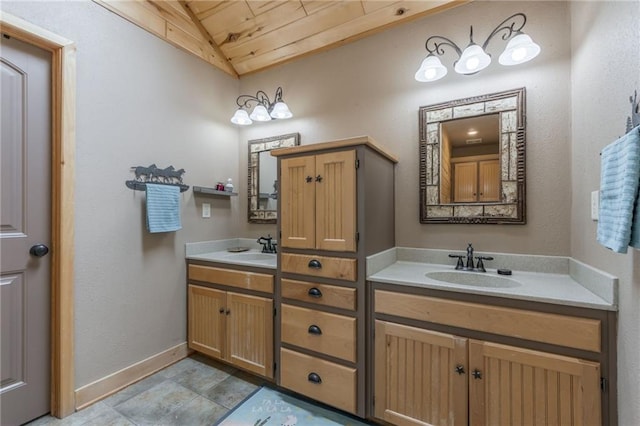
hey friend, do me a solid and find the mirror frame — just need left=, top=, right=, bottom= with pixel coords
left=248, top=132, right=300, bottom=224
left=419, top=87, right=526, bottom=224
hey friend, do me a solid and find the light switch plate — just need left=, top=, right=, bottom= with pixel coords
left=591, top=191, right=599, bottom=221
left=202, top=203, right=211, bottom=218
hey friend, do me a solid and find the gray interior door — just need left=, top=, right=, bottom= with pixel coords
left=1, top=34, right=52, bottom=425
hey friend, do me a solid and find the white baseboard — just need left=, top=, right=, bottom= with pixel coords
left=74, top=342, right=190, bottom=410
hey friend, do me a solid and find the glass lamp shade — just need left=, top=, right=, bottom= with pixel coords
left=454, top=44, right=491, bottom=74
left=499, top=33, right=541, bottom=66
left=249, top=105, right=272, bottom=122
left=270, top=101, right=293, bottom=119
left=230, top=109, right=252, bottom=125
left=415, top=55, right=448, bottom=82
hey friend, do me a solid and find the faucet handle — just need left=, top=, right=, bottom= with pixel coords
left=448, top=254, right=464, bottom=270
left=475, top=256, right=493, bottom=272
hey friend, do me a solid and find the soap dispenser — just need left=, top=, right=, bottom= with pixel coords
left=225, top=178, right=234, bottom=193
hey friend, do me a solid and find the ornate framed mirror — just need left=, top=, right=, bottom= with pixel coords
left=419, top=88, right=526, bottom=224
left=248, top=133, right=300, bottom=224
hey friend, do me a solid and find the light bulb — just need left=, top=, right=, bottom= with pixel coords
left=414, top=55, right=447, bottom=82
left=270, top=102, right=293, bottom=119
left=466, top=56, right=480, bottom=71
left=499, top=33, right=541, bottom=66
left=511, top=47, right=527, bottom=62
left=454, top=44, right=491, bottom=75
left=250, top=105, right=272, bottom=122
left=230, top=109, right=252, bottom=125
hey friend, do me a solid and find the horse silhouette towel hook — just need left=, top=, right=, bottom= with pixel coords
left=126, top=164, right=189, bottom=192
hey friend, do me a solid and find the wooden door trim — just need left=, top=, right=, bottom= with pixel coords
left=1, top=11, right=76, bottom=418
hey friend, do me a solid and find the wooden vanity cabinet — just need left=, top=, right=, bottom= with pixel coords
left=279, top=150, right=357, bottom=252
left=187, top=262, right=274, bottom=379
left=272, top=136, right=397, bottom=418
left=372, top=285, right=616, bottom=426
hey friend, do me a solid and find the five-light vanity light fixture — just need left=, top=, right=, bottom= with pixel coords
left=415, top=13, right=540, bottom=82
left=230, top=86, right=293, bottom=125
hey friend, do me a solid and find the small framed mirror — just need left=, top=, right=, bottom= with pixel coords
left=248, top=133, right=300, bottom=224
left=419, top=88, right=526, bottom=224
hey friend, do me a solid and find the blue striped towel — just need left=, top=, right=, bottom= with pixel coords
left=145, top=183, right=182, bottom=233
left=597, top=126, right=640, bottom=253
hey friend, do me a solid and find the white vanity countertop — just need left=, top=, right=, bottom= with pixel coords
left=367, top=248, right=618, bottom=311
left=185, top=238, right=276, bottom=270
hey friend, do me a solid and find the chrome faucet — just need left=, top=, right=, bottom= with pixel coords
left=257, top=235, right=277, bottom=253
left=448, top=243, right=493, bottom=272
left=465, top=243, right=474, bottom=269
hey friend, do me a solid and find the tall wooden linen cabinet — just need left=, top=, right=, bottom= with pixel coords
left=271, top=136, right=397, bottom=418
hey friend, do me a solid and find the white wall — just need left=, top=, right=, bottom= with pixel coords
left=237, top=1, right=573, bottom=255
left=570, top=1, right=640, bottom=424
left=0, top=1, right=241, bottom=387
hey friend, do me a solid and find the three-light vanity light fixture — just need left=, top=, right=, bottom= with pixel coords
left=230, top=86, right=293, bottom=125
left=415, top=13, right=540, bottom=82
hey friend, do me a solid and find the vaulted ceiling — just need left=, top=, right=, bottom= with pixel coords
left=95, top=0, right=466, bottom=78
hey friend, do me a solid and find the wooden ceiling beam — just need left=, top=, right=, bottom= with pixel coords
left=178, top=0, right=239, bottom=78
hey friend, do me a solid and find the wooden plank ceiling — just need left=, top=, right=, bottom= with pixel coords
left=95, top=0, right=466, bottom=78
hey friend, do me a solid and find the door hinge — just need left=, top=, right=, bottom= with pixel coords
left=355, top=158, right=360, bottom=169
left=274, top=308, right=277, bottom=317
left=274, top=362, right=277, bottom=372
left=601, top=377, right=607, bottom=392
left=356, top=232, right=360, bottom=243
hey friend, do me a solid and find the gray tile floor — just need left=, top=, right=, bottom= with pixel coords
left=27, top=354, right=268, bottom=426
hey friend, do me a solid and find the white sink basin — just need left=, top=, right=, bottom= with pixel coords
left=223, top=252, right=275, bottom=262
left=425, top=271, right=521, bottom=288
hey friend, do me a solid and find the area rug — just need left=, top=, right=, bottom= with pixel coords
left=214, top=386, right=372, bottom=426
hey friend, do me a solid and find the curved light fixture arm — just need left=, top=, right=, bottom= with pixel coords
left=425, top=35, right=462, bottom=57
left=235, top=86, right=285, bottom=110
left=481, top=13, right=527, bottom=50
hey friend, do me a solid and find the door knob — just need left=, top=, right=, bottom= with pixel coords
left=472, top=369, right=482, bottom=379
left=30, top=244, right=49, bottom=257
left=455, top=365, right=465, bottom=375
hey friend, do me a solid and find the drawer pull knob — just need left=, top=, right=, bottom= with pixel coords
left=308, top=287, right=323, bottom=298
left=308, top=325, right=322, bottom=335
left=225, top=309, right=231, bottom=315
left=308, top=259, right=322, bottom=269
left=219, top=308, right=225, bottom=314
left=472, top=369, right=482, bottom=380
left=307, top=372, right=322, bottom=384
left=455, top=365, right=465, bottom=375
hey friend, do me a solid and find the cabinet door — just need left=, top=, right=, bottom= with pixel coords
left=469, top=340, right=601, bottom=426
left=453, top=161, right=478, bottom=203
left=478, top=160, right=500, bottom=202
left=315, top=150, right=357, bottom=252
left=375, top=321, right=468, bottom=426
left=280, top=156, right=316, bottom=249
left=188, top=285, right=226, bottom=360
left=226, top=292, right=274, bottom=378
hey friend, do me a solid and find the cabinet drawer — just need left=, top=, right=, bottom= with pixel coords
left=281, top=279, right=356, bottom=311
left=188, top=264, right=273, bottom=293
left=375, top=290, right=601, bottom=353
left=281, top=253, right=357, bottom=281
left=280, top=348, right=357, bottom=414
left=281, top=304, right=356, bottom=362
